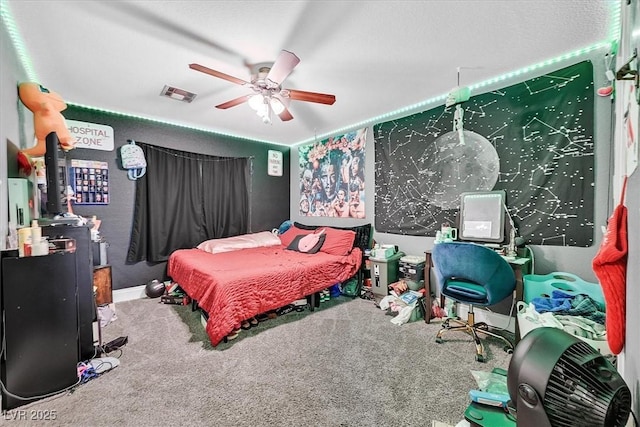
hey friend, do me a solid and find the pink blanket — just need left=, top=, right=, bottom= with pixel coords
left=168, top=245, right=362, bottom=346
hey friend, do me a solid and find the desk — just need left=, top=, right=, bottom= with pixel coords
left=424, top=248, right=531, bottom=341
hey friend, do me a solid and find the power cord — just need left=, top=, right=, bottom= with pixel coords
left=96, top=346, right=124, bottom=359
left=96, top=336, right=128, bottom=356
left=1, top=317, right=81, bottom=402
left=0, top=371, right=81, bottom=403
left=77, top=362, right=98, bottom=384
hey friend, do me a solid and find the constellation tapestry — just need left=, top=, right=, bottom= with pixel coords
left=374, top=60, right=594, bottom=247
left=298, top=128, right=367, bottom=218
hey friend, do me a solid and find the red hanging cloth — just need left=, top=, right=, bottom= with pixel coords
left=592, top=176, right=629, bottom=355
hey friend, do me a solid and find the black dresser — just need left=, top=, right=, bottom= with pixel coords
left=0, top=250, right=79, bottom=410
left=0, top=224, right=96, bottom=410
left=42, top=224, right=95, bottom=361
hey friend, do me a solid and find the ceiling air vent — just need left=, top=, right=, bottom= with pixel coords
left=160, top=85, right=197, bottom=103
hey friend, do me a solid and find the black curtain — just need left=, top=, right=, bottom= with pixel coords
left=201, top=156, right=249, bottom=238
left=127, top=143, right=249, bottom=263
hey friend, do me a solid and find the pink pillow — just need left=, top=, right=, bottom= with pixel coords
left=318, top=227, right=355, bottom=256
left=298, top=232, right=325, bottom=253
left=286, top=232, right=326, bottom=254
left=278, top=225, right=314, bottom=247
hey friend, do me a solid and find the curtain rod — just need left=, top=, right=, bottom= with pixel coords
left=128, top=139, right=255, bottom=160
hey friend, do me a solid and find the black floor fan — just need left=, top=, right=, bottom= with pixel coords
left=507, top=327, right=631, bottom=427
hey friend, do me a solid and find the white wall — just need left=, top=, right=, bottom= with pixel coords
left=0, top=14, right=29, bottom=250
left=617, top=0, right=640, bottom=415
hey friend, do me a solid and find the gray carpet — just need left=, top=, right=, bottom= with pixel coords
left=9, top=296, right=513, bottom=426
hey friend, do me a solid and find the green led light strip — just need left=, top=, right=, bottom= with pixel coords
left=297, top=0, right=623, bottom=146
left=0, top=0, right=288, bottom=147
left=2, top=0, right=622, bottom=148
left=296, top=43, right=614, bottom=147
left=68, top=103, right=290, bottom=146
left=1, top=0, right=37, bottom=82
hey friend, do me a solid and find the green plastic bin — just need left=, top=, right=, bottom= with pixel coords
left=369, top=251, right=405, bottom=296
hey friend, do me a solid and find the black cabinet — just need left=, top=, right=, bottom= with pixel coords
left=43, top=225, right=95, bottom=360
left=0, top=251, right=79, bottom=410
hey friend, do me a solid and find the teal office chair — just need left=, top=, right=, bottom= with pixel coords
left=431, top=242, right=516, bottom=362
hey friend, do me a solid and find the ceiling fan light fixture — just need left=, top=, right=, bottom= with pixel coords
left=248, top=94, right=265, bottom=111
left=270, top=97, right=285, bottom=114
left=248, top=94, right=273, bottom=124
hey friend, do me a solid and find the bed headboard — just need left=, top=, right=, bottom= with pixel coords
left=293, top=222, right=372, bottom=254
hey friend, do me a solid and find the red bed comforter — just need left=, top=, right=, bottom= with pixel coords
left=167, top=245, right=362, bottom=346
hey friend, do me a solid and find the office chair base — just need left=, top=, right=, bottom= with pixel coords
left=435, top=317, right=513, bottom=362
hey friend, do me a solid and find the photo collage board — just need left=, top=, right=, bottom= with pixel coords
left=69, top=159, right=110, bottom=205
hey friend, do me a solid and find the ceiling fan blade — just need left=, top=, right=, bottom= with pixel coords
left=215, top=95, right=251, bottom=109
left=277, top=106, right=294, bottom=122
left=286, top=89, right=336, bottom=105
left=189, top=63, right=250, bottom=86
left=266, top=50, right=300, bottom=85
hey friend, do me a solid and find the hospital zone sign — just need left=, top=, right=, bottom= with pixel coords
left=67, top=120, right=114, bottom=151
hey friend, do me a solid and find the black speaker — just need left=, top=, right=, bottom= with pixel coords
left=44, top=131, right=63, bottom=216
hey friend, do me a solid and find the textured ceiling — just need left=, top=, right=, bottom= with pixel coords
left=3, top=0, right=618, bottom=146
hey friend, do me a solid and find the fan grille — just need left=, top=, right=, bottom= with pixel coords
left=544, top=341, right=631, bottom=427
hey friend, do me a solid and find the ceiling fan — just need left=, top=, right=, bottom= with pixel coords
left=189, top=50, right=336, bottom=124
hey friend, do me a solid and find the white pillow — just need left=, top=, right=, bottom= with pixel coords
left=197, top=231, right=281, bottom=254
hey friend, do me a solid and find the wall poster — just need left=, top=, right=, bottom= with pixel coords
left=298, top=128, right=367, bottom=218
left=374, top=61, right=595, bottom=247
left=268, top=150, right=283, bottom=176
left=69, top=159, right=110, bottom=205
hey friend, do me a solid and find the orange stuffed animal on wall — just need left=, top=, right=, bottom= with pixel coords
left=17, top=82, right=76, bottom=175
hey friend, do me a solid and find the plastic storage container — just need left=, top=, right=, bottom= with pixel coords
left=519, top=271, right=611, bottom=355
left=399, top=255, right=426, bottom=282
left=369, top=251, right=404, bottom=296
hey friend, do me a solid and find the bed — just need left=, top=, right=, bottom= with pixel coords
left=167, top=223, right=370, bottom=346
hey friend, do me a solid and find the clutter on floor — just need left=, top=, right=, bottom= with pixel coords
left=519, top=271, right=612, bottom=356
left=88, top=357, right=120, bottom=374
left=160, top=280, right=347, bottom=326
left=102, top=335, right=128, bottom=354
left=77, top=334, right=126, bottom=386
left=376, top=279, right=426, bottom=325
left=98, top=304, right=118, bottom=327
left=220, top=287, right=343, bottom=340
left=77, top=357, right=120, bottom=384
left=463, top=367, right=514, bottom=427
left=159, top=281, right=191, bottom=305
